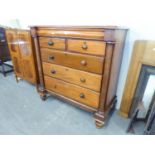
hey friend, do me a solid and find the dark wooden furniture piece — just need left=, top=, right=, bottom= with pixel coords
left=143, top=89, right=155, bottom=134
left=144, top=97, right=155, bottom=134
left=31, top=26, right=127, bottom=127
left=0, top=27, right=13, bottom=76
left=127, top=90, right=155, bottom=134
left=5, top=29, right=37, bottom=84
left=127, top=102, right=145, bottom=133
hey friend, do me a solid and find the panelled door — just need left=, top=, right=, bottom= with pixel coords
left=6, top=29, right=23, bottom=78
left=18, top=30, right=36, bottom=83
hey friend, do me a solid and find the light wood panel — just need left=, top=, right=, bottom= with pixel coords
left=119, top=40, right=155, bottom=117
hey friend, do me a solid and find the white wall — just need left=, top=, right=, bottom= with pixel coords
left=141, top=75, right=155, bottom=117
left=1, top=0, right=155, bottom=109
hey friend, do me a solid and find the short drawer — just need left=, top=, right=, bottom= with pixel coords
left=43, top=62, right=102, bottom=92
left=67, top=39, right=106, bottom=56
left=39, top=37, right=65, bottom=50
left=44, top=76, right=100, bottom=108
left=41, top=48, right=104, bottom=74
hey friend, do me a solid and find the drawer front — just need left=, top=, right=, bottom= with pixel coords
left=44, top=76, right=100, bottom=108
left=41, top=48, right=104, bottom=74
left=43, top=62, right=102, bottom=92
left=67, top=39, right=106, bottom=56
left=37, top=29, right=104, bottom=40
left=39, top=37, right=65, bottom=50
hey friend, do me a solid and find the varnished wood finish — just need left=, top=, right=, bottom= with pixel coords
left=99, top=43, right=115, bottom=110
left=39, top=37, right=65, bottom=50
left=5, top=29, right=23, bottom=78
left=18, top=30, right=37, bottom=83
left=41, top=48, right=104, bottom=74
left=67, top=39, right=106, bottom=56
left=6, top=29, right=37, bottom=84
left=37, top=29, right=105, bottom=40
left=106, top=30, right=127, bottom=109
left=31, top=27, right=45, bottom=92
left=42, top=62, right=102, bottom=91
left=31, top=26, right=127, bottom=127
left=47, top=89, right=97, bottom=112
left=120, top=41, right=155, bottom=117
left=44, top=76, right=100, bottom=108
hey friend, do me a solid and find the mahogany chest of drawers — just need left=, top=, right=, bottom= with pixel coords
left=30, top=26, right=127, bottom=127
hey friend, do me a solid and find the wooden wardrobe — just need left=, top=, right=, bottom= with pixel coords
left=5, top=29, right=37, bottom=84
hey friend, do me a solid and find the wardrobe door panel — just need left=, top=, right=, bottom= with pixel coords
left=6, top=29, right=23, bottom=78
left=18, top=30, right=36, bottom=83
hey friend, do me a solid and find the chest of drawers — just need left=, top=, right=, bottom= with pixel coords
left=31, top=26, right=128, bottom=127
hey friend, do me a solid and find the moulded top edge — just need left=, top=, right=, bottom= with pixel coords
left=29, top=25, right=128, bottom=30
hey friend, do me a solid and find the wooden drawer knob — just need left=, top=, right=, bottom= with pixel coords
left=80, top=78, right=86, bottom=83
left=48, top=41, right=54, bottom=46
left=80, top=60, right=87, bottom=66
left=51, top=70, right=56, bottom=74
left=48, top=56, right=55, bottom=60
left=80, top=93, right=85, bottom=98
left=82, top=42, right=88, bottom=50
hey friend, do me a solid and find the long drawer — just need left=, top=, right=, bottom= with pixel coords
left=44, top=76, right=100, bottom=108
left=37, top=29, right=105, bottom=40
left=42, top=62, right=102, bottom=92
left=67, top=39, right=106, bottom=56
left=41, top=48, right=104, bottom=74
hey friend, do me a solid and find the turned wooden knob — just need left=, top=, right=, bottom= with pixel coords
left=48, top=41, right=54, bottom=46
left=80, top=60, right=87, bottom=66
left=80, top=93, right=85, bottom=98
left=82, top=42, right=88, bottom=50
left=80, top=78, right=86, bottom=83
left=51, top=70, right=56, bottom=74
left=48, top=56, right=55, bottom=60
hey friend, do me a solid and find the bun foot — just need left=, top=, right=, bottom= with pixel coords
left=40, top=94, right=47, bottom=101
left=95, top=120, right=105, bottom=128
left=94, top=111, right=105, bottom=128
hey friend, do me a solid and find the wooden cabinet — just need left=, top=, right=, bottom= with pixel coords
left=6, top=29, right=37, bottom=84
left=31, top=26, right=128, bottom=127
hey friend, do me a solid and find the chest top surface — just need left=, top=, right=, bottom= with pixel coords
left=30, top=26, right=128, bottom=41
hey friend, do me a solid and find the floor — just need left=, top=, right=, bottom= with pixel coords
left=0, top=72, right=144, bottom=135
